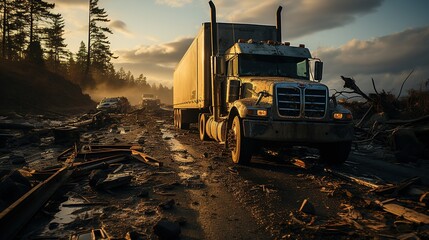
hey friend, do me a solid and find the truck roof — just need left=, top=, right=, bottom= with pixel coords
left=225, top=42, right=312, bottom=59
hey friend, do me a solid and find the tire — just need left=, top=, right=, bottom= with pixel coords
left=177, top=109, right=189, bottom=130
left=173, top=109, right=178, bottom=128
left=319, top=141, right=352, bottom=165
left=199, top=113, right=210, bottom=141
left=228, top=116, right=252, bottom=164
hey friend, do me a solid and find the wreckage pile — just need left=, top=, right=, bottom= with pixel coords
left=0, top=109, right=187, bottom=239
left=337, top=76, right=429, bottom=163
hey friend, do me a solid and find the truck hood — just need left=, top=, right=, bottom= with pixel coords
left=241, top=76, right=325, bottom=96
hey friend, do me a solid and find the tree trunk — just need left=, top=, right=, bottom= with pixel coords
left=85, top=0, right=91, bottom=78
left=2, top=0, right=7, bottom=60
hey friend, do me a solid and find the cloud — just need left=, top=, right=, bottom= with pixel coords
left=109, top=20, right=133, bottom=36
left=155, top=0, right=192, bottom=8
left=214, top=0, right=383, bottom=39
left=114, top=37, right=193, bottom=86
left=315, top=26, right=429, bottom=96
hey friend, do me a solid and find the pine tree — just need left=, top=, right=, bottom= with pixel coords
left=87, top=0, right=114, bottom=75
left=1, top=0, right=7, bottom=60
left=45, top=13, right=67, bottom=72
left=7, top=0, right=28, bottom=60
left=28, top=0, right=54, bottom=44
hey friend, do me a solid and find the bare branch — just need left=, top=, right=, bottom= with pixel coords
left=371, top=78, right=379, bottom=95
left=396, top=69, right=414, bottom=100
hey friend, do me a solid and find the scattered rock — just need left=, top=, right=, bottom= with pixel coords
left=48, top=222, right=59, bottom=230
left=89, top=169, right=108, bottom=188
left=8, top=170, right=31, bottom=188
left=125, top=231, right=143, bottom=240
left=394, top=220, right=414, bottom=233
left=10, top=155, right=26, bottom=165
left=159, top=199, right=175, bottom=210
left=96, top=173, right=133, bottom=190
left=137, top=137, right=145, bottom=144
left=153, top=219, right=181, bottom=240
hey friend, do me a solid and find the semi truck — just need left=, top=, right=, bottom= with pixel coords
left=173, top=1, right=354, bottom=165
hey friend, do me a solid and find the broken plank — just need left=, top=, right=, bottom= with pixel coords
left=131, top=150, right=162, bottom=167
left=379, top=202, right=429, bottom=224
left=0, top=167, right=74, bottom=239
left=375, top=176, right=421, bottom=196
left=325, top=168, right=381, bottom=189
left=62, top=202, right=108, bottom=207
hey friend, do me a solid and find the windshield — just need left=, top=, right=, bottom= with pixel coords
left=238, top=54, right=309, bottom=80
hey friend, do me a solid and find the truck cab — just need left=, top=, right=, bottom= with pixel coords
left=173, top=1, right=354, bottom=165
left=220, top=41, right=354, bottom=164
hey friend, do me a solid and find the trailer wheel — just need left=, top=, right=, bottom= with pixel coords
left=228, top=116, right=252, bottom=164
left=319, top=141, right=352, bottom=165
left=173, top=109, right=178, bottom=128
left=177, top=109, right=189, bottom=130
left=199, top=114, right=210, bottom=141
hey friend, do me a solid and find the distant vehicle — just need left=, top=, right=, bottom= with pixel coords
left=96, top=97, right=130, bottom=113
left=141, top=94, right=161, bottom=110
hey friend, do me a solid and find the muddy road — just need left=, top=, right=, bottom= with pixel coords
left=1, top=109, right=428, bottom=239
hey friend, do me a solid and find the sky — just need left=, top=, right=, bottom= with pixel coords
left=49, top=0, right=429, bottom=97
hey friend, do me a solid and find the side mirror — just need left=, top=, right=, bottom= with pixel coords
left=314, top=61, right=323, bottom=81
left=227, top=80, right=240, bottom=102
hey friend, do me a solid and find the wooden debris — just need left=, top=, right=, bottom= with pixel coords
left=419, top=192, right=429, bottom=206
left=325, top=168, right=380, bottom=189
left=375, top=176, right=421, bottom=196
left=299, top=199, right=315, bottom=215
left=62, top=202, right=108, bottom=207
left=376, top=200, right=429, bottom=224
left=291, top=158, right=314, bottom=169
left=130, top=150, right=162, bottom=167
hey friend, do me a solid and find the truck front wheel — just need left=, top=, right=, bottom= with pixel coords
left=319, top=141, right=352, bottom=165
left=228, top=116, right=252, bottom=164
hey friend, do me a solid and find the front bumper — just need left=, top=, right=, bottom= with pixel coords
left=242, top=119, right=354, bottom=143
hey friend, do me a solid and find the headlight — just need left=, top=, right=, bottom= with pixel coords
left=333, top=112, right=352, bottom=120
left=247, top=108, right=268, bottom=117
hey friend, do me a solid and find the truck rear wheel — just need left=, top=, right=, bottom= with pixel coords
left=319, top=141, right=352, bottom=165
left=199, top=114, right=210, bottom=141
left=228, top=116, right=252, bottom=164
left=174, top=109, right=189, bottom=129
left=173, top=109, right=178, bottom=128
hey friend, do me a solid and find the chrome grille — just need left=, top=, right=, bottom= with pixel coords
left=304, top=88, right=327, bottom=118
left=276, top=85, right=327, bottom=119
left=277, top=87, right=301, bottom=117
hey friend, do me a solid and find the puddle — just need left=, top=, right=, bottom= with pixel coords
left=41, top=196, right=103, bottom=237
left=161, top=129, right=195, bottom=163
left=52, top=197, right=83, bottom=224
left=161, top=128, right=203, bottom=183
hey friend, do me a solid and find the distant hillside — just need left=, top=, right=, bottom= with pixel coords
left=0, top=62, right=96, bottom=115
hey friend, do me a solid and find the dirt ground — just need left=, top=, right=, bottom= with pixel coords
left=1, top=108, right=429, bottom=239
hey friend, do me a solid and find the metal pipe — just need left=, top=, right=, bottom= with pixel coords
left=209, top=1, right=218, bottom=56
left=276, top=6, right=283, bottom=42
left=209, top=0, right=220, bottom=121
